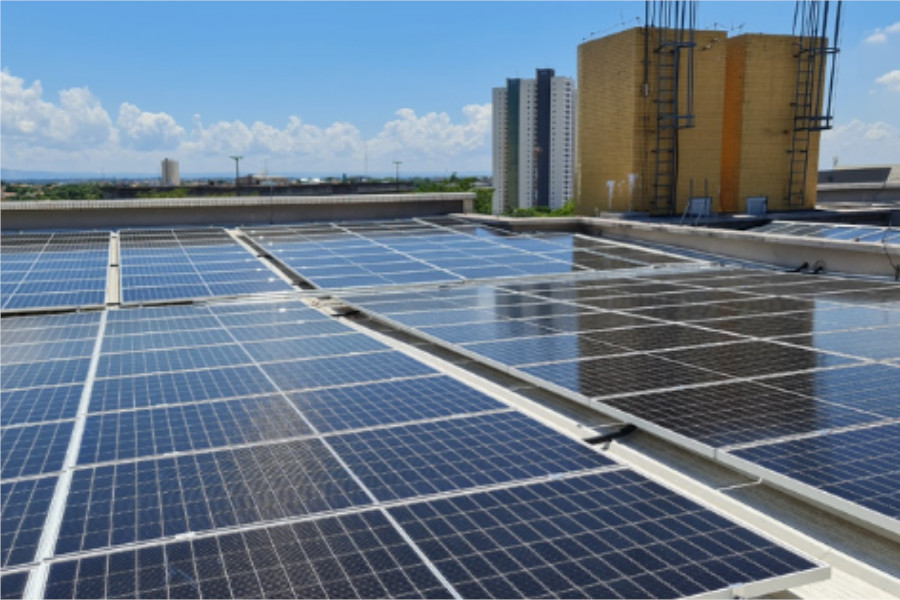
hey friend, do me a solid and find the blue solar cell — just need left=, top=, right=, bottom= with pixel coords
left=0, top=571, right=29, bottom=599
left=758, top=364, right=900, bottom=418
left=242, top=333, right=386, bottom=363
left=88, top=365, right=279, bottom=412
left=731, top=423, right=900, bottom=519
left=96, top=344, right=251, bottom=378
left=1, top=385, right=84, bottom=426
left=261, top=351, right=436, bottom=391
left=288, top=375, right=506, bottom=433
left=1, top=421, right=74, bottom=480
left=1, top=358, right=92, bottom=391
left=390, top=470, right=821, bottom=599
left=1, top=476, right=58, bottom=568
left=45, top=511, right=452, bottom=600
left=56, top=439, right=370, bottom=555
left=329, top=412, right=615, bottom=501
left=78, top=395, right=312, bottom=464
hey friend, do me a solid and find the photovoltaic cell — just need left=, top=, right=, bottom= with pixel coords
left=602, top=380, right=884, bottom=448
left=730, top=423, right=900, bottom=519
left=1, top=476, right=58, bottom=568
left=1, top=421, right=74, bottom=480
left=0, top=571, right=29, bottom=599
left=1, top=385, right=84, bottom=426
left=55, top=439, right=369, bottom=556
left=756, top=364, right=900, bottom=418
left=1, top=231, right=110, bottom=312
left=390, top=470, right=820, bottom=599
left=1, top=358, right=92, bottom=391
left=521, top=354, right=726, bottom=399
left=95, top=343, right=251, bottom=378
left=45, top=511, right=452, bottom=599
left=328, top=412, right=615, bottom=501
left=655, top=341, right=859, bottom=378
left=77, top=395, right=313, bottom=465
left=88, top=365, right=280, bottom=412
left=288, top=375, right=507, bottom=432
left=779, top=326, right=900, bottom=361
left=118, top=228, right=293, bottom=304
left=260, top=351, right=436, bottom=392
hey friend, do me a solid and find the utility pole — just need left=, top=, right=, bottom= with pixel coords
left=230, top=155, right=243, bottom=196
left=393, top=160, right=402, bottom=192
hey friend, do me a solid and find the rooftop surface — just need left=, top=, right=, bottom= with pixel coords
left=1, top=215, right=898, bottom=599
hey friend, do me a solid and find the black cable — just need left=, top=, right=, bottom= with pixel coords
left=584, top=424, right=637, bottom=445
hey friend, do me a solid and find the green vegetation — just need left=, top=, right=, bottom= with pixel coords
left=474, top=188, right=493, bottom=214
left=507, top=199, right=575, bottom=218
left=136, top=187, right=189, bottom=199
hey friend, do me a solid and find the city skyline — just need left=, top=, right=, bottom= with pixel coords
left=1, top=1, right=898, bottom=177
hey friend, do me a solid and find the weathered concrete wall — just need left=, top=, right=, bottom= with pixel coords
left=0, top=193, right=474, bottom=230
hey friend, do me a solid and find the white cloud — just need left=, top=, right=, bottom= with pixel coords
left=820, top=119, right=900, bottom=168
left=875, top=70, right=900, bottom=94
left=865, top=21, right=900, bottom=44
left=1, top=68, right=493, bottom=174
left=117, top=103, right=185, bottom=150
left=1, top=69, right=114, bottom=150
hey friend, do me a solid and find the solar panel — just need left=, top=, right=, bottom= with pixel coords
left=1, top=385, right=84, bottom=426
left=45, top=511, right=453, bottom=600
left=522, top=353, right=727, bottom=399
left=77, top=395, right=313, bottom=464
left=654, top=340, right=860, bottom=378
left=287, top=375, right=507, bottom=432
left=0, top=571, right=29, bottom=599
left=1, top=476, right=58, bottom=568
left=1, top=421, right=74, bottom=480
left=390, top=470, right=821, bottom=599
left=729, top=423, right=900, bottom=519
left=602, top=380, right=885, bottom=448
left=752, top=364, right=900, bottom=418
left=55, top=439, right=371, bottom=556
left=88, top=365, right=280, bottom=412
left=244, top=221, right=695, bottom=290
left=118, top=228, right=293, bottom=304
left=0, top=231, right=110, bottom=312
left=328, top=412, right=616, bottom=502
left=779, top=325, right=900, bottom=361
left=260, top=351, right=437, bottom=392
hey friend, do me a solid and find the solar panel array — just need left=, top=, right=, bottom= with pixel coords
left=118, top=228, right=294, bottom=304
left=8, top=217, right=897, bottom=597
left=1, top=294, right=826, bottom=598
left=0, top=232, right=109, bottom=311
left=751, top=220, right=900, bottom=245
left=344, top=267, right=900, bottom=530
left=243, top=217, right=691, bottom=290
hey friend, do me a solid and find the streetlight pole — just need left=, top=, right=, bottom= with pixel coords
left=393, top=160, right=402, bottom=192
left=230, top=155, right=243, bottom=196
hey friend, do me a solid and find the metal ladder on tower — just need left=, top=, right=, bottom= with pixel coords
left=653, top=33, right=679, bottom=214
left=787, top=34, right=817, bottom=208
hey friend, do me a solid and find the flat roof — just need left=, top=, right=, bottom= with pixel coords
left=1, top=215, right=898, bottom=599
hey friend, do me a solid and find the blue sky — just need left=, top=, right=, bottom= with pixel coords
left=1, top=1, right=898, bottom=177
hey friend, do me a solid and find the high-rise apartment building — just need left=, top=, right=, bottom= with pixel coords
left=161, top=158, right=180, bottom=186
left=492, top=69, right=575, bottom=214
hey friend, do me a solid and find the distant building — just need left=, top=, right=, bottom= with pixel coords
left=161, top=158, right=180, bottom=186
left=493, top=69, right=575, bottom=214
